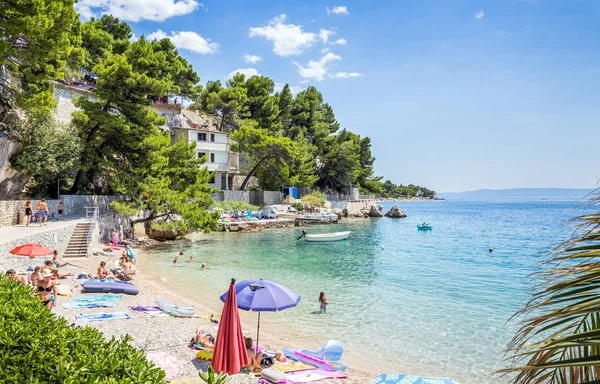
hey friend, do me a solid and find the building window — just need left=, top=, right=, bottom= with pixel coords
left=197, top=132, right=206, bottom=141
left=209, top=174, right=215, bottom=184
left=197, top=152, right=206, bottom=160
left=210, top=153, right=215, bottom=163
left=210, top=133, right=215, bottom=142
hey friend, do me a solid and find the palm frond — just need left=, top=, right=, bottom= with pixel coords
left=500, top=192, right=600, bottom=384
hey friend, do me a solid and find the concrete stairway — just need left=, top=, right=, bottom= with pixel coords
left=64, top=222, right=93, bottom=258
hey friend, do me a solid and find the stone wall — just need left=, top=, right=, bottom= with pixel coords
left=52, top=83, right=97, bottom=124
left=327, top=199, right=378, bottom=218
left=0, top=223, right=76, bottom=272
left=261, top=191, right=283, bottom=206
left=0, top=195, right=118, bottom=228
left=219, top=218, right=295, bottom=232
left=62, top=195, right=117, bottom=215
left=0, top=199, right=61, bottom=227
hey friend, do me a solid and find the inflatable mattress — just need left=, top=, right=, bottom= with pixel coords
left=83, top=280, right=139, bottom=295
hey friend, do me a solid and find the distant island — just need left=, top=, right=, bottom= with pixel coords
left=438, top=188, right=596, bottom=201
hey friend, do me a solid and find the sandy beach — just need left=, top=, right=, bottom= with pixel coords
left=52, top=241, right=373, bottom=384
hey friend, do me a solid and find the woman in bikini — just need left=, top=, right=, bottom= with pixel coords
left=37, top=271, right=57, bottom=310
left=97, top=261, right=111, bottom=279
left=24, top=200, right=33, bottom=226
left=36, top=199, right=49, bottom=226
left=52, top=250, right=78, bottom=267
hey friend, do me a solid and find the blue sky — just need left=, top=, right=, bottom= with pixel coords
left=76, top=0, right=600, bottom=192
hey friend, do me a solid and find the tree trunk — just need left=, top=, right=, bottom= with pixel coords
left=239, top=156, right=272, bottom=191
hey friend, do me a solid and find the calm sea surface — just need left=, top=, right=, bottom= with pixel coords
left=144, top=199, right=592, bottom=383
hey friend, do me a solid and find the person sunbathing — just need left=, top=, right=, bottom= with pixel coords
left=42, top=260, right=72, bottom=279
left=191, top=328, right=215, bottom=349
left=52, top=250, right=78, bottom=268
left=6, top=269, right=28, bottom=286
left=245, top=337, right=263, bottom=372
left=97, top=261, right=112, bottom=279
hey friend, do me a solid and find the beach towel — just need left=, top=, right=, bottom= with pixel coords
left=372, top=374, right=460, bottom=384
left=287, top=369, right=347, bottom=383
left=130, top=306, right=162, bottom=312
left=63, top=301, right=117, bottom=309
left=272, top=361, right=315, bottom=373
left=76, top=312, right=131, bottom=322
left=146, top=351, right=187, bottom=380
left=74, top=294, right=124, bottom=302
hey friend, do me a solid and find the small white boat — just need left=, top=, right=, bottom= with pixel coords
left=298, top=230, right=351, bottom=242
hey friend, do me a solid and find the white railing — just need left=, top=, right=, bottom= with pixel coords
left=84, top=207, right=99, bottom=257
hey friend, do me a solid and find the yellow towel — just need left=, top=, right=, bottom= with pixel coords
left=271, top=361, right=314, bottom=373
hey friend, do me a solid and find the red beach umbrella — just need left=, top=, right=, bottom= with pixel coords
left=10, top=244, right=53, bottom=257
left=212, top=278, right=249, bottom=375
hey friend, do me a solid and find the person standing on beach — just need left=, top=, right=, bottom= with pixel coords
left=57, top=202, right=64, bottom=220
left=173, top=252, right=182, bottom=264
left=24, top=201, right=33, bottom=226
left=36, top=199, right=48, bottom=226
left=319, top=292, right=328, bottom=313
left=36, top=271, right=57, bottom=310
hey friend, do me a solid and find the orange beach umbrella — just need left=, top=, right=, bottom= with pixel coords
left=10, top=244, right=53, bottom=257
left=211, top=278, right=248, bottom=375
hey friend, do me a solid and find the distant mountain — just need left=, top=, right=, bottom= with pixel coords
left=438, top=188, right=596, bottom=201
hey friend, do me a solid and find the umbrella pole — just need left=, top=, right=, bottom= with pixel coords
left=255, top=311, right=261, bottom=358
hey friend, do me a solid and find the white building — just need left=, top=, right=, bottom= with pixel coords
left=152, top=103, right=240, bottom=190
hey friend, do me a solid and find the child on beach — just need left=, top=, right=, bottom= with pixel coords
left=244, top=337, right=263, bottom=372
left=319, top=292, right=328, bottom=313
left=173, top=252, right=183, bottom=264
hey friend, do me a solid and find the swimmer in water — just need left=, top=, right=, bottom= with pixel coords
left=187, top=256, right=194, bottom=262
left=173, top=252, right=183, bottom=264
left=489, top=247, right=493, bottom=253
left=201, top=263, right=207, bottom=270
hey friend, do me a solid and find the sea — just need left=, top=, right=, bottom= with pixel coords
left=144, top=197, right=594, bottom=384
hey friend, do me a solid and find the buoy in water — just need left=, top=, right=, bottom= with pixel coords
left=380, top=244, right=385, bottom=250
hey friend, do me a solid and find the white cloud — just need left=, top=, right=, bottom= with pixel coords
left=76, top=0, right=201, bottom=22
left=227, top=68, right=260, bottom=80
left=321, top=47, right=330, bottom=54
left=330, top=38, right=347, bottom=45
left=293, top=52, right=341, bottom=81
left=474, top=10, right=484, bottom=20
left=319, top=28, right=335, bottom=43
left=496, top=30, right=508, bottom=35
left=148, top=30, right=219, bottom=54
left=249, top=14, right=317, bottom=56
left=330, top=72, right=362, bottom=79
left=243, top=54, right=262, bottom=64
left=299, top=79, right=310, bottom=84
left=327, top=6, right=349, bottom=15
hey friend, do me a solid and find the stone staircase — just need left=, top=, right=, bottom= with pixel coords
left=63, top=222, right=93, bottom=258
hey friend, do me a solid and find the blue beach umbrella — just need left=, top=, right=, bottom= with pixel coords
left=220, top=279, right=301, bottom=354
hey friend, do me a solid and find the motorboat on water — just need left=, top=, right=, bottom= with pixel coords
left=417, top=223, right=432, bottom=230
left=297, top=230, right=351, bottom=242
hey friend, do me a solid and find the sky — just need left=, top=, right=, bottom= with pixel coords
left=75, top=0, right=600, bottom=192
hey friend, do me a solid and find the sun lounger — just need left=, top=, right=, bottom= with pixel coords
left=76, top=312, right=131, bottom=322
left=62, top=301, right=117, bottom=309
left=372, top=374, right=460, bottom=384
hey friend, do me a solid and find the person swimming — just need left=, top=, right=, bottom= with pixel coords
left=489, top=247, right=494, bottom=253
left=173, top=252, right=183, bottom=264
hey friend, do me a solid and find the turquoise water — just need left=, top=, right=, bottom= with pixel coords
left=145, top=200, right=591, bottom=383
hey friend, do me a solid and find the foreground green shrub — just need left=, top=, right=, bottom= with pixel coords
left=0, top=277, right=168, bottom=383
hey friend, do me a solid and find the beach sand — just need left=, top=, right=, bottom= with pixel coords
left=52, top=242, right=373, bottom=384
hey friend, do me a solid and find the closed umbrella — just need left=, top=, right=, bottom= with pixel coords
left=10, top=244, right=53, bottom=257
left=212, top=278, right=248, bottom=375
left=220, top=278, right=301, bottom=356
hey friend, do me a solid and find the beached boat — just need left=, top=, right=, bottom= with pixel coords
left=298, top=230, right=351, bottom=242
left=417, top=224, right=432, bottom=230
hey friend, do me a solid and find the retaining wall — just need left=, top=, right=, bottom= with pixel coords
left=0, top=223, right=76, bottom=272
